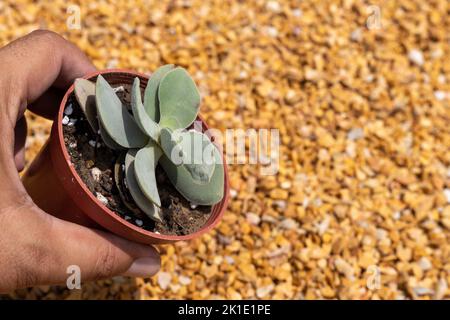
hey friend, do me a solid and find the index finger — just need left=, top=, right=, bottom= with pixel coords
left=0, top=30, right=96, bottom=121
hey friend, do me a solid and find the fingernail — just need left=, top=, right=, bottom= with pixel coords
left=123, top=256, right=161, bottom=278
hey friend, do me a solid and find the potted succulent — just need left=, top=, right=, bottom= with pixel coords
left=22, top=66, right=229, bottom=244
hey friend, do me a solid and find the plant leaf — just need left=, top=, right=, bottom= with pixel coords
left=125, top=149, right=162, bottom=222
left=134, top=140, right=162, bottom=207
left=158, top=67, right=201, bottom=130
left=159, top=127, right=184, bottom=166
left=131, top=77, right=161, bottom=141
left=143, top=64, right=174, bottom=122
left=182, top=131, right=216, bottom=184
left=95, top=75, right=148, bottom=148
left=74, top=78, right=99, bottom=132
left=114, top=152, right=149, bottom=218
left=160, top=128, right=216, bottom=184
left=159, top=142, right=224, bottom=205
left=98, top=121, right=125, bottom=150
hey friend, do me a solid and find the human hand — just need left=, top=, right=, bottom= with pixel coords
left=0, top=30, right=160, bottom=293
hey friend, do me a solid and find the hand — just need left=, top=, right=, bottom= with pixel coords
left=0, top=30, right=160, bottom=293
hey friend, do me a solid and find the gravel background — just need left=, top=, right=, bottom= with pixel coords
left=0, top=0, right=449, bottom=299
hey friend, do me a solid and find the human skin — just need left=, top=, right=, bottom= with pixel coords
left=0, top=30, right=160, bottom=293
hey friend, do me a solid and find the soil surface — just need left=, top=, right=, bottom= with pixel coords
left=62, top=83, right=212, bottom=236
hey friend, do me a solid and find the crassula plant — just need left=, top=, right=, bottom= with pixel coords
left=73, top=65, right=224, bottom=223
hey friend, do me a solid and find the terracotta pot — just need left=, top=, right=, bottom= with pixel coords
left=21, top=69, right=230, bottom=245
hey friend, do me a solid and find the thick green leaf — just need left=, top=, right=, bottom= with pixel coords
left=134, top=141, right=162, bottom=207
left=158, top=67, right=201, bottom=130
left=159, top=142, right=224, bottom=205
left=131, top=77, right=161, bottom=141
left=179, top=130, right=216, bottom=184
left=95, top=75, right=148, bottom=148
left=143, top=64, right=174, bottom=122
left=160, top=128, right=216, bottom=182
left=125, top=150, right=162, bottom=222
left=159, top=127, right=184, bottom=165
left=74, top=78, right=98, bottom=132
left=160, top=128, right=216, bottom=183
left=98, top=121, right=124, bottom=150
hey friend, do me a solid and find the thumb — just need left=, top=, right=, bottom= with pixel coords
left=1, top=204, right=160, bottom=291
left=49, top=215, right=161, bottom=281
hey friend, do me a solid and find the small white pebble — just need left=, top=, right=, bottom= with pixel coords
left=302, top=197, right=309, bottom=208
left=280, top=181, right=291, bottom=189
left=124, top=215, right=131, bottom=221
left=434, top=278, right=448, bottom=299
left=418, top=257, right=432, bottom=271
left=274, top=200, right=287, bottom=210
left=254, top=57, right=264, bottom=68
left=238, top=70, right=248, bottom=79
left=346, top=142, right=356, bottom=158
left=62, top=115, right=70, bottom=125
left=347, top=127, right=364, bottom=140
left=113, top=85, right=125, bottom=93
left=413, top=287, right=433, bottom=296
left=350, top=28, right=362, bottom=42
left=256, top=285, right=274, bottom=299
left=334, top=258, right=355, bottom=280
left=246, top=212, right=261, bottom=225
left=195, top=71, right=205, bottom=79
left=266, top=1, right=281, bottom=13
left=280, top=218, right=298, bottom=230
left=265, top=26, right=278, bottom=37
left=365, top=74, right=375, bottom=83
left=96, top=192, right=108, bottom=205
left=444, top=189, right=450, bottom=203
left=315, top=217, right=330, bottom=235
left=178, top=275, right=191, bottom=286
left=393, top=211, right=402, bottom=220
left=64, top=104, right=73, bottom=116
left=90, top=167, right=102, bottom=182
left=69, top=142, right=77, bottom=149
left=190, top=203, right=198, bottom=209
left=230, top=188, right=238, bottom=198
left=135, top=219, right=143, bottom=227
left=157, top=272, right=172, bottom=290
left=314, top=198, right=323, bottom=207
left=408, top=49, right=424, bottom=66
left=89, top=140, right=96, bottom=147
left=261, top=215, right=277, bottom=223
left=285, top=89, right=297, bottom=103
left=292, top=8, right=302, bottom=17
left=67, top=118, right=77, bottom=127
left=376, top=228, right=388, bottom=241
left=106, top=59, right=119, bottom=69
left=224, top=256, right=235, bottom=265
left=434, top=90, right=446, bottom=101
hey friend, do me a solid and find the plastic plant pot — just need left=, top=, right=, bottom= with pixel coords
left=21, top=69, right=230, bottom=245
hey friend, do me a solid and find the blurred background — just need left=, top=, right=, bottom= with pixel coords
left=0, top=0, right=449, bottom=299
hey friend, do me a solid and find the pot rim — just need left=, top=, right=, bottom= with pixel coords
left=56, top=68, right=229, bottom=241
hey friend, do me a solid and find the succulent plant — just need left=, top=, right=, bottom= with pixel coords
left=74, top=65, right=224, bottom=222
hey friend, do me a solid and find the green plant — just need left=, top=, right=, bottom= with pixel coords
left=73, top=65, right=224, bottom=222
